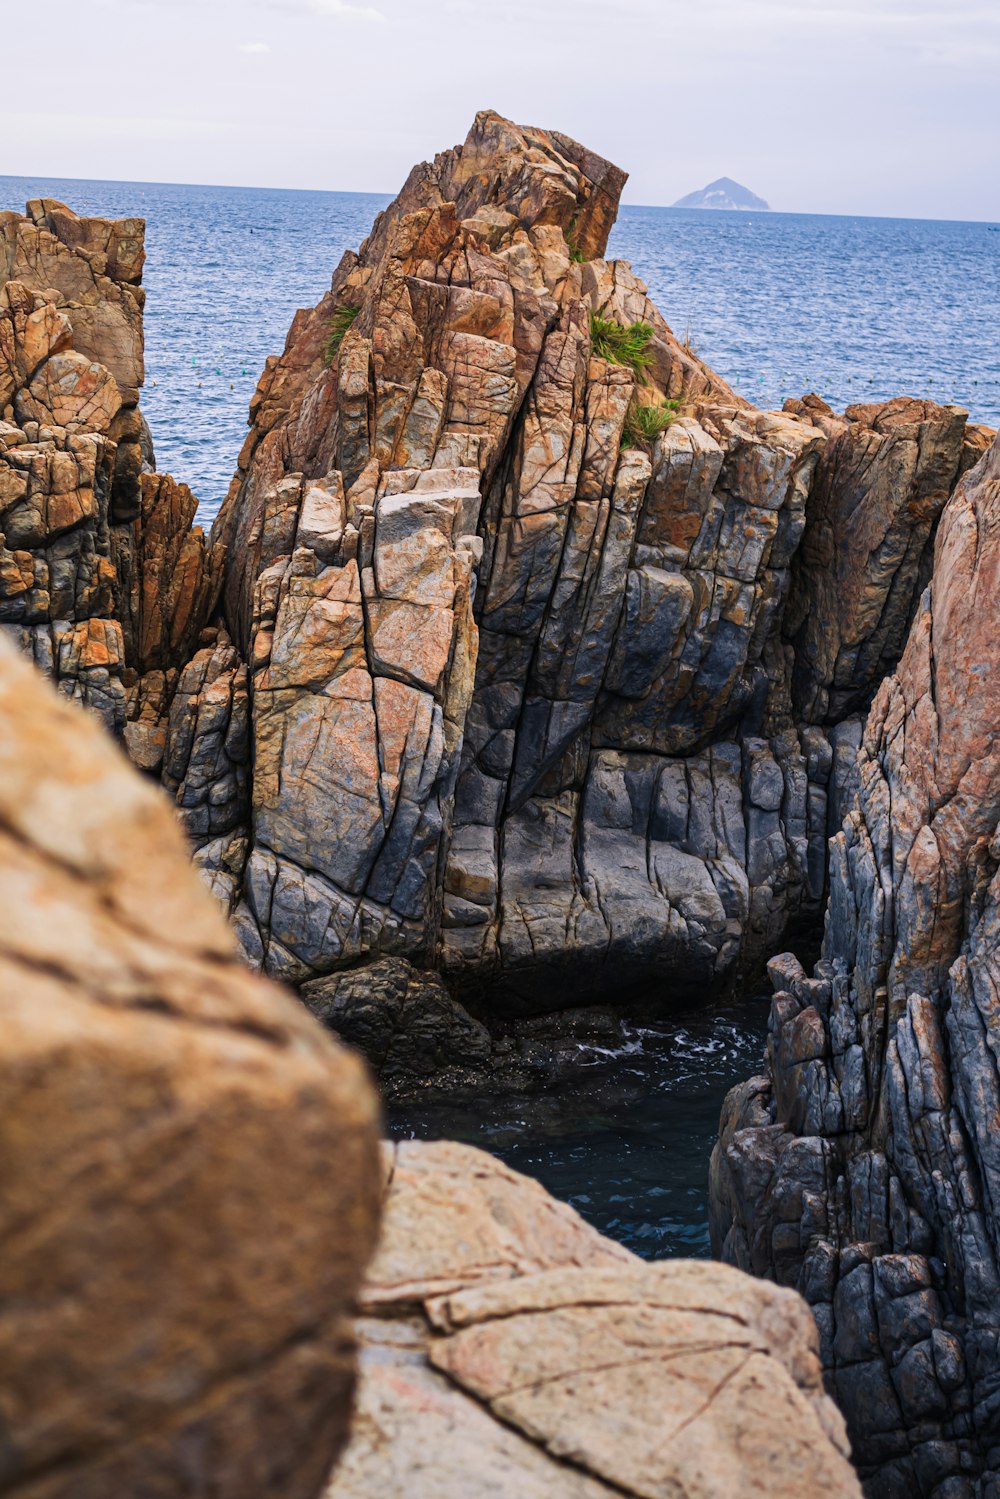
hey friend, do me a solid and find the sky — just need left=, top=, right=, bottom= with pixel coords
left=3, top=0, right=999, bottom=221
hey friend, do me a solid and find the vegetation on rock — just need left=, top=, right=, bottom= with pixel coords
left=326, top=304, right=359, bottom=362
left=588, top=310, right=656, bottom=380
left=622, top=397, right=680, bottom=450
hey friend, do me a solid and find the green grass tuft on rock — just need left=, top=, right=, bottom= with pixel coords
left=326, top=305, right=360, bottom=363
left=621, top=398, right=680, bottom=450
left=589, top=312, right=656, bottom=380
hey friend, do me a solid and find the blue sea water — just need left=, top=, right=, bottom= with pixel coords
left=2, top=175, right=998, bottom=532
left=3, top=172, right=996, bottom=1257
left=386, top=1002, right=769, bottom=1260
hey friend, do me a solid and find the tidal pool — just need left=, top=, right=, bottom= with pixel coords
left=387, top=999, right=770, bottom=1259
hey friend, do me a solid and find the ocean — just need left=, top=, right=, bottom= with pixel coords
left=2, top=175, right=998, bottom=529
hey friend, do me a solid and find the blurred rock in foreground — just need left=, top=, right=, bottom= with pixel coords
left=0, top=633, right=381, bottom=1499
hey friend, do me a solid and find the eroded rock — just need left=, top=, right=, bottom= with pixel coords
left=0, top=632, right=381, bottom=1499
left=1, top=206, right=219, bottom=743
left=191, top=111, right=984, bottom=1008
left=711, top=434, right=1000, bottom=1493
left=327, top=1139, right=862, bottom=1499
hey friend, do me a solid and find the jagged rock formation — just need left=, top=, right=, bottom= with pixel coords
left=0, top=632, right=381, bottom=1498
left=154, top=110, right=985, bottom=1021
left=5, top=128, right=986, bottom=1035
left=5, top=109, right=1000, bottom=1499
left=327, top=1138, right=863, bottom=1499
left=711, top=434, right=1000, bottom=1494
left=0, top=200, right=218, bottom=745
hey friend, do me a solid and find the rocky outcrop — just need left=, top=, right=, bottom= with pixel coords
left=0, top=631, right=381, bottom=1498
left=2, top=197, right=146, bottom=515
left=174, top=110, right=985, bottom=1013
left=1, top=201, right=218, bottom=743
left=5, top=127, right=985, bottom=1030
left=711, top=433, right=1000, bottom=1494
left=327, top=1138, right=862, bottom=1499
left=301, top=956, right=493, bottom=1098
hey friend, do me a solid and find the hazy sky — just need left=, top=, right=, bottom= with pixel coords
left=4, top=0, right=999, bottom=221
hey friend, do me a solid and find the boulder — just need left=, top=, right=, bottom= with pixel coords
left=327, top=1139, right=862, bottom=1499
left=0, top=633, right=381, bottom=1499
left=301, top=956, right=492, bottom=1096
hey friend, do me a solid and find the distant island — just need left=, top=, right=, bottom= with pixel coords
left=672, top=177, right=770, bottom=211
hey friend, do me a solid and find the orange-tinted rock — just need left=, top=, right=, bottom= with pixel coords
left=2, top=209, right=218, bottom=746
left=0, top=632, right=381, bottom=1499
left=184, top=113, right=987, bottom=1015
left=326, top=1140, right=861, bottom=1499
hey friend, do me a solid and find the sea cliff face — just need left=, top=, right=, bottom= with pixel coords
left=0, top=199, right=219, bottom=746
left=711, top=433, right=1000, bottom=1495
left=132, top=113, right=984, bottom=1042
left=4, top=120, right=989, bottom=1043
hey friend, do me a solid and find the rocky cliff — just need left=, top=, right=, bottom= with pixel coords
left=5, top=118, right=991, bottom=1078
left=155, top=112, right=986, bottom=1043
left=0, top=631, right=381, bottom=1499
left=5, top=110, right=1000, bottom=1498
left=711, top=434, right=1000, bottom=1494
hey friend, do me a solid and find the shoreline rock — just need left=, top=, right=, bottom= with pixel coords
left=5, top=122, right=993, bottom=1034
left=152, top=112, right=989, bottom=1019
left=327, top=1138, right=862, bottom=1499
left=1, top=199, right=222, bottom=748
left=0, top=632, right=382, bottom=1498
left=710, top=433, right=1000, bottom=1493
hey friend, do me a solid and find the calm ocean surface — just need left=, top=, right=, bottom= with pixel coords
left=3, top=174, right=998, bottom=529
left=3, top=172, right=996, bottom=1256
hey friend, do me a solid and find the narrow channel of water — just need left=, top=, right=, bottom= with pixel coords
left=387, top=998, right=770, bottom=1260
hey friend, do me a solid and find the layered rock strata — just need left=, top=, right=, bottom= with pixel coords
left=0, top=201, right=218, bottom=743
left=327, top=1138, right=863, bottom=1499
left=711, top=434, right=1000, bottom=1494
left=172, top=111, right=986, bottom=1016
left=0, top=632, right=381, bottom=1499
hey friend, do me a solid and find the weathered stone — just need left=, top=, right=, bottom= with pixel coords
left=712, top=434, right=1000, bottom=1493
left=180, top=117, right=850, bottom=1003
left=1, top=210, right=219, bottom=746
left=0, top=632, right=381, bottom=1499
left=327, top=1139, right=861, bottom=1499
left=302, top=957, right=491, bottom=1097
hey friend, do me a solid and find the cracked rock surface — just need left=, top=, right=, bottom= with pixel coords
left=170, top=110, right=983, bottom=1017
left=711, top=433, right=1000, bottom=1495
left=0, top=632, right=381, bottom=1499
left=326, top=1138, right=862, bottom=1499
left=1, top=199, right=220, bottom=748
left=5, top=125, right=988, bottom=1042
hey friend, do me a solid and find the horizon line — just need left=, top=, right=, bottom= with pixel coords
left=1, top=169, right=998, bottom=231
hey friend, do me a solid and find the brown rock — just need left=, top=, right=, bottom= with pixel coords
left=0, top=633, right=381, bottom=1499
